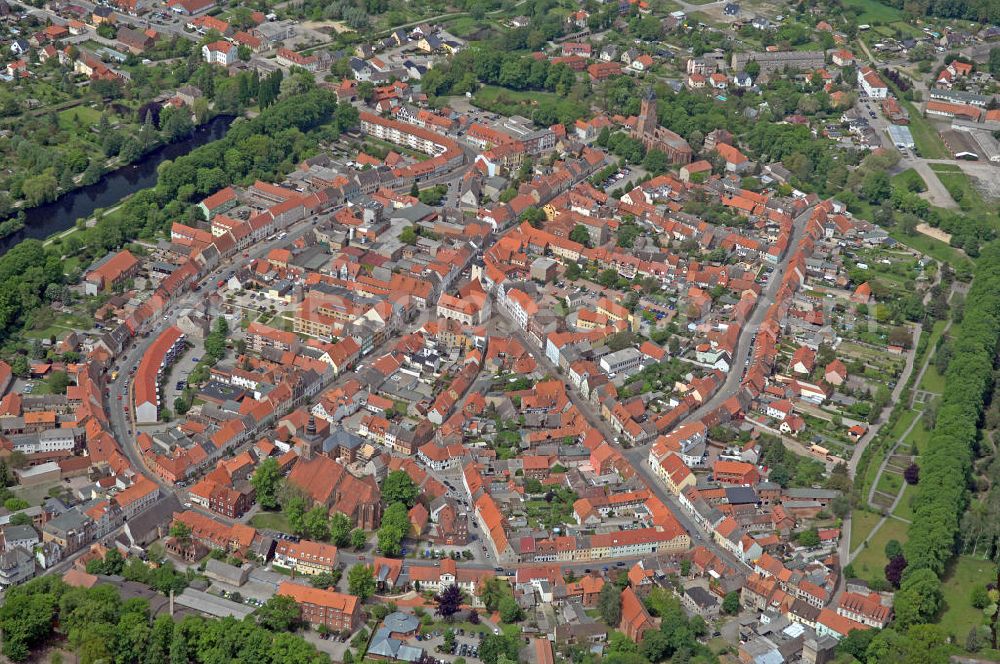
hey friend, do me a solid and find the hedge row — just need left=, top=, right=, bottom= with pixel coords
left=904, top=242, right=1000, bottom=576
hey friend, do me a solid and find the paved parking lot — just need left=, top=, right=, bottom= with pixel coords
left=161, top=340, right=206, bottom=413
left=418, top=630, right=491, bottom=663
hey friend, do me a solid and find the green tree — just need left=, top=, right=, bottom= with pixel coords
left=569, top=224, right=591, bottom=247
left=0, top=581, right=59, bottom=661
left=722, top=591, right=741, bottom=615
left=381, top=470, right=419, bottom=508
left=480, top=633, right=519, bottom=664
left=330, top=512, right=352, bottom=547
left=597, top=583, right=621, bottom=625
left=303, top=505, right=331, bottom=541
left=480, top=577, right=510, bottom=613
left=350, top=528, right=367, bottom=550
left=861, top=170, right=891, bottom=202
left=377, top=502, right=410, bottom=557
left=796, top=528, right=820, bottom=547
left=836, top=628, right=879, bottom=661
left=520, top=207, right=545, bottom=228
left=285, top=495, right=308, bottom=535
left=639, top=629, right=670, bottom=661
left=46, top=371, right=70, bottom=395
left=347, top=563, right=375, bottom=600
left=498, top=595, right=522, bottom=623
left=256, top=594, right=301, bottom=631
left=21, top=174, right=58, bottom=207
left=308, top=571, right=342, bottom=589
left=3, top=497, right=29, bottom=511
left=251, top=458, right=282, bottom=510
left=642, top=149, right=670, bottom=175
left=894, top=568, right=943, bottom=627
left=169, top=521, right=191, bottom=546
left=400, top=225, right=418, bottom=245
left=971, top=585, right=990, bottom=609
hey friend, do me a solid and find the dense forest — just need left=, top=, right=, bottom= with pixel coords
left=905, top=243, right=1000, bottom=575
left=875, top=0, right=1000, bottom=24
left=0, top=576, right=327, bottom=663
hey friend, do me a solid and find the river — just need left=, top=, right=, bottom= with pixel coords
left=0, top=114, right=235, bottom=255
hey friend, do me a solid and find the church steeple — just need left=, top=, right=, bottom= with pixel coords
left=637, top=87, right=658, bottom=137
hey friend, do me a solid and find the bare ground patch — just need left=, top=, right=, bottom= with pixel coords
left=916, top=223, right=951, bottom=244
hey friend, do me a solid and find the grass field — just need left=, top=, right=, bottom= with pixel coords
left=844, top=0, right=904, bottom=23
left=443, top=15, right=487, bottom=37
left=249, top=511, right=293, bottom=533
left=925, top=318, right=947, bottom=351
left=858, top=410, right=917, bottom=501
left=889, top=228, right=972, bottom=269
left=893, top=483, right=917, bottom=522
left=889, top=409, right=919, bottom=439
left=904, top=419, right=931, bottom=455
left=850, top=509, right=883, bottom=552
left=937, top=556, right=992, bottom=639
left=875, top=468, right=903, bottom=497
left=902, top=100, right=949, bottom=159
left=57, top=106, right=101, bottom=131
left=850, top=517, right=909, bottom=584
left=933, top=169, right=993, bottom=220
left=23, top=312, right=95, bottom=340
left=688, top=10, right=725, bottom=27
left=472, top=85, right=588, bottom=126
left=892, top=168, right=927, bottom=193
left=919, top=364, right=946, bottom=394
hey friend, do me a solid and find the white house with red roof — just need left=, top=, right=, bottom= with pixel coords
left=202, top=40, right=236, bottom=66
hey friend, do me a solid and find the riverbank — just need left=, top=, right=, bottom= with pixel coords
left=0, top=114, right=236, bottom=255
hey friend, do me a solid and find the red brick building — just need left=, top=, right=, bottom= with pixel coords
left=277, top=582, right=362, bottom=631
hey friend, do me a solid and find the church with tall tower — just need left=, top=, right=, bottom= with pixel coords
left=630, top=88, right=693, bottom=165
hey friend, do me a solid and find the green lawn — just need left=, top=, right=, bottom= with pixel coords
left=889, top=228, right=972, bottom=270
left=934, top=170, right=993, bottom=221
left=850, top=509, right=882, bottom=552
left=919, top=364, right=946, bottom=394
left=57, top=106, right=101, bottom=131
left=937, top=556, right=993, bottom=640
left=23, top=312, right=94, bottom=340
left=850, top=517, right=909, bottom=584
left=844, top=0, right=904, bottom=23
left=442, top=15, right=487, bottom=37
left=472, top=85, right=588, bottom=126
left=925, top=318, right=947, bottom=352
left=893, top=483, right=917, bottom=522
left=902, top=101, right=949, bottom=159
left=861, top=450, right=885, bottom=501
left=250, top=511, right=293, bottom=533
left=904, top=419, right=931, bottom=455
left=688, top=10, right=725, bottom=27
left=891, top=168, right=926, bottom=193
left=888, top=409, right=919, bottom=439
left=875, top=469, right=903, bottom=497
